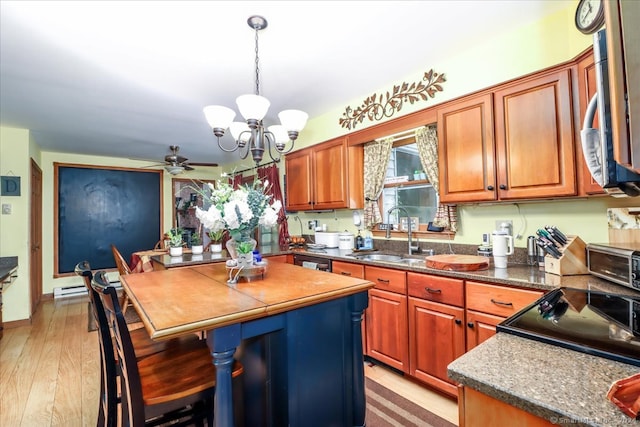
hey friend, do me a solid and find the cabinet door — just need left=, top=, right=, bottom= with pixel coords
left=366, top=288, right=408, bottom=373
left=494, top=69, right=577, bottom=199
left=438, top=93, right=496, bottom=203
left=408, top=297, right=464, bottom=397
left=465, top=310, right=504, bottom=351
left=312, top=138, right=349, bottom=210
left=285, top=148, right=313, bottom=211
left=576, top=51, right=605, bottom=195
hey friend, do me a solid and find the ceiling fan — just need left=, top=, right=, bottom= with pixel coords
left=144, top=145, right=218, bottom=175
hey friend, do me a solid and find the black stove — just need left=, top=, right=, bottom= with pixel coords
left=498, top=287, right=640, bottom=367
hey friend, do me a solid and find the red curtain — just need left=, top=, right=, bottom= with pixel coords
left=230, top=173, right=243, bottom=189
left=258, top=164, right=289, bottom=248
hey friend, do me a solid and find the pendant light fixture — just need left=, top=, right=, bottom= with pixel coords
left=203, top=15, right=308, bottom=165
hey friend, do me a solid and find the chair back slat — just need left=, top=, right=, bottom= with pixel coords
left=92, top=270, right=146, bottom=427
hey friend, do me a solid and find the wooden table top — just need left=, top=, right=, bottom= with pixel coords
left=121, top=262, right=374, bottom=340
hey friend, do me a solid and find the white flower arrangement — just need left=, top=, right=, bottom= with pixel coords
left=194, top=179, right=281, bottom=244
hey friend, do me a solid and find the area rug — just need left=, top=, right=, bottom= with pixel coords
left=87, top=301, right=142, bottom=332
left=365, top=377, right=456, bottom=427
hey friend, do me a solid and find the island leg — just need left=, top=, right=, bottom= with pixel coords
left=208, top=325, right=241, bottom=427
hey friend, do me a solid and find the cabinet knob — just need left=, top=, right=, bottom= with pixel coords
left=487, top=185, right=494, bottom=191
left=455, top=319, right=462, bottom=325
left=467, top=322, right=474, bottom=328
left=499, top=184, right=507, bottom=190
left=377, top=278, right=390, bottom=284
left=340, top=271, right=352, bottom=276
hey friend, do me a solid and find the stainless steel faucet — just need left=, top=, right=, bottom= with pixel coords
left=385, top=206, right=420, bottom=255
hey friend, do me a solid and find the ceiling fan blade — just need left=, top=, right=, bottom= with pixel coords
left=183, top=164, right=195, bottom=171
left=187, top=162, right=219, bottom=167
left=164, top=154, right=188, bottom=164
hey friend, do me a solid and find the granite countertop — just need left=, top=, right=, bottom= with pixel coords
left=0, top=256, right=19, bottom=288
left=448, top=333, right=639, bottom=427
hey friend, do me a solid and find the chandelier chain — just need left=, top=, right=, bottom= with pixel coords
left=254, top=27, right=260, bottom=96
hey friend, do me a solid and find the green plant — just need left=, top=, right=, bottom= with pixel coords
left=166, top=228, right=184, bottom=248
left=236, top=240, right=255, bottom=255
left=190, top=232, right=202, bottom=245
left=207, top=229, right=225, bottom=243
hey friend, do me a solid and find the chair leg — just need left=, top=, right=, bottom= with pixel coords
left=121, top=293, right=129, bottom=315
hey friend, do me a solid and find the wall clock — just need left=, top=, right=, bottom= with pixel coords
left=575, top=0, right=605, bottom=34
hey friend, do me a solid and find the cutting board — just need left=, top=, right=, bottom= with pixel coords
left=425, top=254, right=489, bottom=271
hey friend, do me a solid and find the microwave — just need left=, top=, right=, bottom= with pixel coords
left=587, top=243, right=640, bottom=290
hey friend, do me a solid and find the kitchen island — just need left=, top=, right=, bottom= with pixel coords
left=120, top=261, right=374, bottom=427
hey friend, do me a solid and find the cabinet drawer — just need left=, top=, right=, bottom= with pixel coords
left=407, top=272, right=464, bottom=307
left=333, top=261, right=365, bottom=279
left=365, top=266, right=406, bottom=294
left=466, top=281, right=543, bottom=318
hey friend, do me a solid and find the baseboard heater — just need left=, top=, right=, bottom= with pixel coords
left=53, top=280, right=121, bottom=299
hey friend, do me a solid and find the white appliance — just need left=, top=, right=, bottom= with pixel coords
left=580, top=3, right=640, bottom=197
left=315, top=232, right=340, bottom=248
left=338, top=232, right=354, bottom=250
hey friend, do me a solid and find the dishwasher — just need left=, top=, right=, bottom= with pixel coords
left=293, top=253, right=332, bottom=272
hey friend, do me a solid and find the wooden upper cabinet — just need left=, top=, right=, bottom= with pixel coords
left=285, top=149, right=314, bottom=211
left=575, top=49, right=605, bottom=195
left=494, top=69, right=577, bottom=199
left=438, top=93, right=496, bottom=203
left=285, top=137, right=363, bottom=211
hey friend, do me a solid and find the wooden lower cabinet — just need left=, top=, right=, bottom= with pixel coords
left=265, top=254, right=289, bottom=263
left=408, top=297, right=464, bottom=397
left=465, top=281, right=544, bottom=350
left=366, top=287, right=408, bottom=373
left=459, top=386, right=554, bottom=427
left=465, top=310, right=506, bottom=351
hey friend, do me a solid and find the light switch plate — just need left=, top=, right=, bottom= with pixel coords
left=2, top=203, right=11, bottom=214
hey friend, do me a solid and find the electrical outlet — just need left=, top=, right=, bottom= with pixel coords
left=1, top=203, right=11, bottom=214
left=308, top=220, right=318, bottom=230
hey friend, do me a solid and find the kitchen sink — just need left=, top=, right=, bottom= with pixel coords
left=354, top=254, right=403, bottom=262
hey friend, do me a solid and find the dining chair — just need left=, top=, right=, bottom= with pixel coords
left=110, top=244, right=133, bottom=314
left=91, top=269, right=244, bottom=427
left=75, top=261, right=214, bottom=427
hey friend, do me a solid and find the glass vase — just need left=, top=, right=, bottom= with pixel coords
left=226, top=231, right=256, bottom=268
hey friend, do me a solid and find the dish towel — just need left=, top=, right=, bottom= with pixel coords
left=302, top=261, right=318, bottom=270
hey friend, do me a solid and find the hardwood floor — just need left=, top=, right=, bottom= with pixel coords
left=0, top=296, right=459, bottom=426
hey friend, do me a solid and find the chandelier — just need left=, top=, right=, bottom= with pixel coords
left=203, top=15, right=308, bottom=165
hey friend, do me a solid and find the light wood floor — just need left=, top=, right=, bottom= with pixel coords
left=0, top=296, right=459, bottom=426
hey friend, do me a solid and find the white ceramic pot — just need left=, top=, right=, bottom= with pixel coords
left=209, top=243, right=223, bottom=253
left=191, top=244, right=203, bottom=255
left=169, top=246, right=183, bottom=257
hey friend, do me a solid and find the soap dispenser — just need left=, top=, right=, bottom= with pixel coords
left=355, top=230, right=364, bottom=250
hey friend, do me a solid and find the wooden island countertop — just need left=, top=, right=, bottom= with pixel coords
left=121, top=262, right=374, bottom=341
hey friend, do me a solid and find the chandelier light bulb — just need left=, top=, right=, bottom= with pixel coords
left=203, top=105, right=236, bottom=136
left=236, top=94, right=270, bottom=122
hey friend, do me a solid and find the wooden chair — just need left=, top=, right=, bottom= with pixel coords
left=91, top=269, right=244, bottom=427
left=75, top=261, right=212, bottom=427
left=110, top=244, right=133, bottom=314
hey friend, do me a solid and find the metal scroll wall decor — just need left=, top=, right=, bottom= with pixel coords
left=339, top=69, right=446, bottom=130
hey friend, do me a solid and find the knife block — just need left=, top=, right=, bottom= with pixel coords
left=544, top=235, right=589, bottom=276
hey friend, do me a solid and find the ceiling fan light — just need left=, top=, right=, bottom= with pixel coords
left=279, top=109, right=308, bottom=132
left=229, top=121, right=251, bottom=142
left=268, top=125, right=289, bottom=144
left=203, top=105, right=236, bottom=130
left=165, top=165, right=185, bottom=175
left=236, top=94, right=270, bottom=121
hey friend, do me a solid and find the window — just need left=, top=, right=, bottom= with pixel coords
left=381, top=142, right=438, bottom=230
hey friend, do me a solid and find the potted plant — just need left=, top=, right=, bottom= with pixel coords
left=190, top=232, right=203, bottom=255
left=166, top=228, right=184, bottom=257
left=207, top=229, right=225, bottom=253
